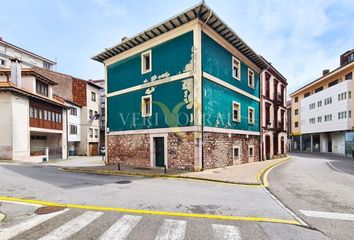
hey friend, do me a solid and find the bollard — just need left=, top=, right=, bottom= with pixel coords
left=164, top=164, right=167, bottom=174
left=118, top=162, right=121, bottom=171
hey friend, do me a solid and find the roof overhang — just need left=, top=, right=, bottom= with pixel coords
left=92, top=2, right=268, bottom=70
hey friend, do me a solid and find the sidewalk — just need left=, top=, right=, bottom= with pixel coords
left=42, top=156, right=105, bottom=167
left=61, top=157, right=290, bottom=185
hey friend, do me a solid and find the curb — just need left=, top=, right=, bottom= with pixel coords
left=257, top=157, right=291, bottom=187
left=59, top=168, right=262, bottom=187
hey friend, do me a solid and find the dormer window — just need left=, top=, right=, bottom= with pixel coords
left=36, top=80, right=48, bottom=97
left=141, top=50, right=152, bottom=74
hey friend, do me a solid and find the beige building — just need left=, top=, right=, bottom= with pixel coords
left=290, top=50, right=354, bottom=155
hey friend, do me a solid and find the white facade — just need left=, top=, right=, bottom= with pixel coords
left=0, top=39, right=55, bottom=70
left=301, top=80, right=352, bottom=134
left=67, top=102, right=81, bottom=142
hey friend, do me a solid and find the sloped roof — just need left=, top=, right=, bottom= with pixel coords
left=92, top=2, right=268, bottom=70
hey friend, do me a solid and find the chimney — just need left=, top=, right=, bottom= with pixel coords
left=121, top=36, right=128, bottom=42
left=322, top=69, right=330, bottom=76
left=10, top=58, right=22, bottom=87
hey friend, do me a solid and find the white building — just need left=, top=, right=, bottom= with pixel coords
left=300, top=80, right=352, bottom=154
left=0, top=59, right=67, bottom=162
left=0, top=37, right=56, bottom=70
left=67, top=101, right=81, bottom=156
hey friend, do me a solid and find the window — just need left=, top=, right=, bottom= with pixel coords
left=89, top=128, right=93, bottom=138
left=295, top=121, right=299, bottom=128
left=309, top=103, right=315, bottom=110
left=325, top=114, right=332, bottom=122
left=345, top=72, right=353, bottom=80
left=249, top=145, right=254, bottom=158
left=349, top=91, right=351, bottom=99
left=328, top=79, right=339, bottom=87
left=36, top=81, right=48, bottom=97
left=0, top=59, right=5, bottom=66
left=232, top=102, right=241, bottom=122
left=315, top=86, right=323, bottom=93
left=141, top=50, right=152, bottom=74
left=70, top=107, right=77, bottom=116
left=318, top=116, right=322, bottom=123
left=248, top=69, right=255, bottom=88
left=294, top=109, right=298, bottom=115
left=324, top=97, right=332, bottom=105
left=91, top=92, right=96, bottom=102
left=248, top=107, right=255, bottom=124
left=141, top=95, right=152, bottom=117
left=232, top=57, right=241, bottom=80
left=30, top=107, right=34, bottom=118
left=94, top=129, right=98, bottom=138
left=349, top=111, right=352, bottom=118
left=233, top=146, right=240, bottom=161
left=43, top=62, right=51, bottom=70
left=44, top=110, right=47, bottom=120
left=34, top=108, right=38, bottom=119
left=89, top=110, right=93, bottom=117
left=304, top=92, right=310, bottom=98
left=70, top=125, right=77, bottom=134
left=317, top=101, right=322, bottom=107
left=58, top=114, right=62, bottom=123
left=294, top=96, right=298, bottom=103
left=309, top=118, right=315, bottom=124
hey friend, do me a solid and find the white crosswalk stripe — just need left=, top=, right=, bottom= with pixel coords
left=155, top=219, right=187, bottom=240
left=0, top=209, right=68, bottom=240
left=38, top=211, right=103, bottom=240
left=212, top=224, right=242, bottom=240
left=98, top=215, right=142, bottom=240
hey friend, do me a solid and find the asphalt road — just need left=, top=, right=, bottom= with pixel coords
left=0, top=162, right=328, bottom=239
left=268, top=152, right=354, bottom=240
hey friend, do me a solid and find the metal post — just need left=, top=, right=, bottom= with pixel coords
left=118, top=162, right=120, bottom=171
left=164, top=165, right=167, bottom=174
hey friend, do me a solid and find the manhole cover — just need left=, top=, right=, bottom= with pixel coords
left=116, top=180, right=132, bottom=184
left=35, top=206, right=65, bottom=215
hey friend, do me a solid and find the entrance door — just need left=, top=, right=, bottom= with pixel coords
left=328, top=141, right=332, bottom=153
left=154, top=137, right=165, bottom=167
left=89, top=143, right=98, bottom=156
left=265, top=135, right=271, bottom=160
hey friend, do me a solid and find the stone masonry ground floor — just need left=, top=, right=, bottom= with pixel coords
left=107, top=131, right=260, bottom=171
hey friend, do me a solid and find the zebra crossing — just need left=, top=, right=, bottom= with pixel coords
left=0, top=209, right=243, bottom=240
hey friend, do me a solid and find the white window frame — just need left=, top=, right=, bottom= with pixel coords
left=141, top=50, right=152, bottom=74
left=248, top=68, right=255, bottom=89
left=248, top=145, right=254, bottom=159
left=232, top=101, right=241, bottom=122
left=248, top=107, right=255, bottom=124
left=232, top=56, right=241, bottom=80
left=141, top=95, right=152, bottom=117
left=232, top=145, right=241, bottom=162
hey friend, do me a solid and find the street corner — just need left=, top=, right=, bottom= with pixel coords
left=257, top=157, right=291, bottom=188
left=0, top=211, right=6, bottom=222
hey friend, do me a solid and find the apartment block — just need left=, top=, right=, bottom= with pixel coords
left=290, top=49, right=354, bottom=155
left=0, top=37, right=55, bottom=70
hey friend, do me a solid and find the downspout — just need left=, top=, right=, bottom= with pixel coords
left=200, top=10, right=212, bottom=170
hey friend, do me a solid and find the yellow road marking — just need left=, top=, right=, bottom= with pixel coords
left=0, top=196, right=301, bottom=226
left=257, top=158, right=291, bottom=188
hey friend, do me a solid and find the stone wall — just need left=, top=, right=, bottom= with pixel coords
left=203, top=132, right=260, bottom=169
left=107, top=134, right=150, bottom=167
left=167, top=132, right=195, bottom=170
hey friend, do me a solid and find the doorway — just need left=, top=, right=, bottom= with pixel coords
left=265, top=135, right=271, bottom=160
left=154, top=137, right=165, bottom=167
